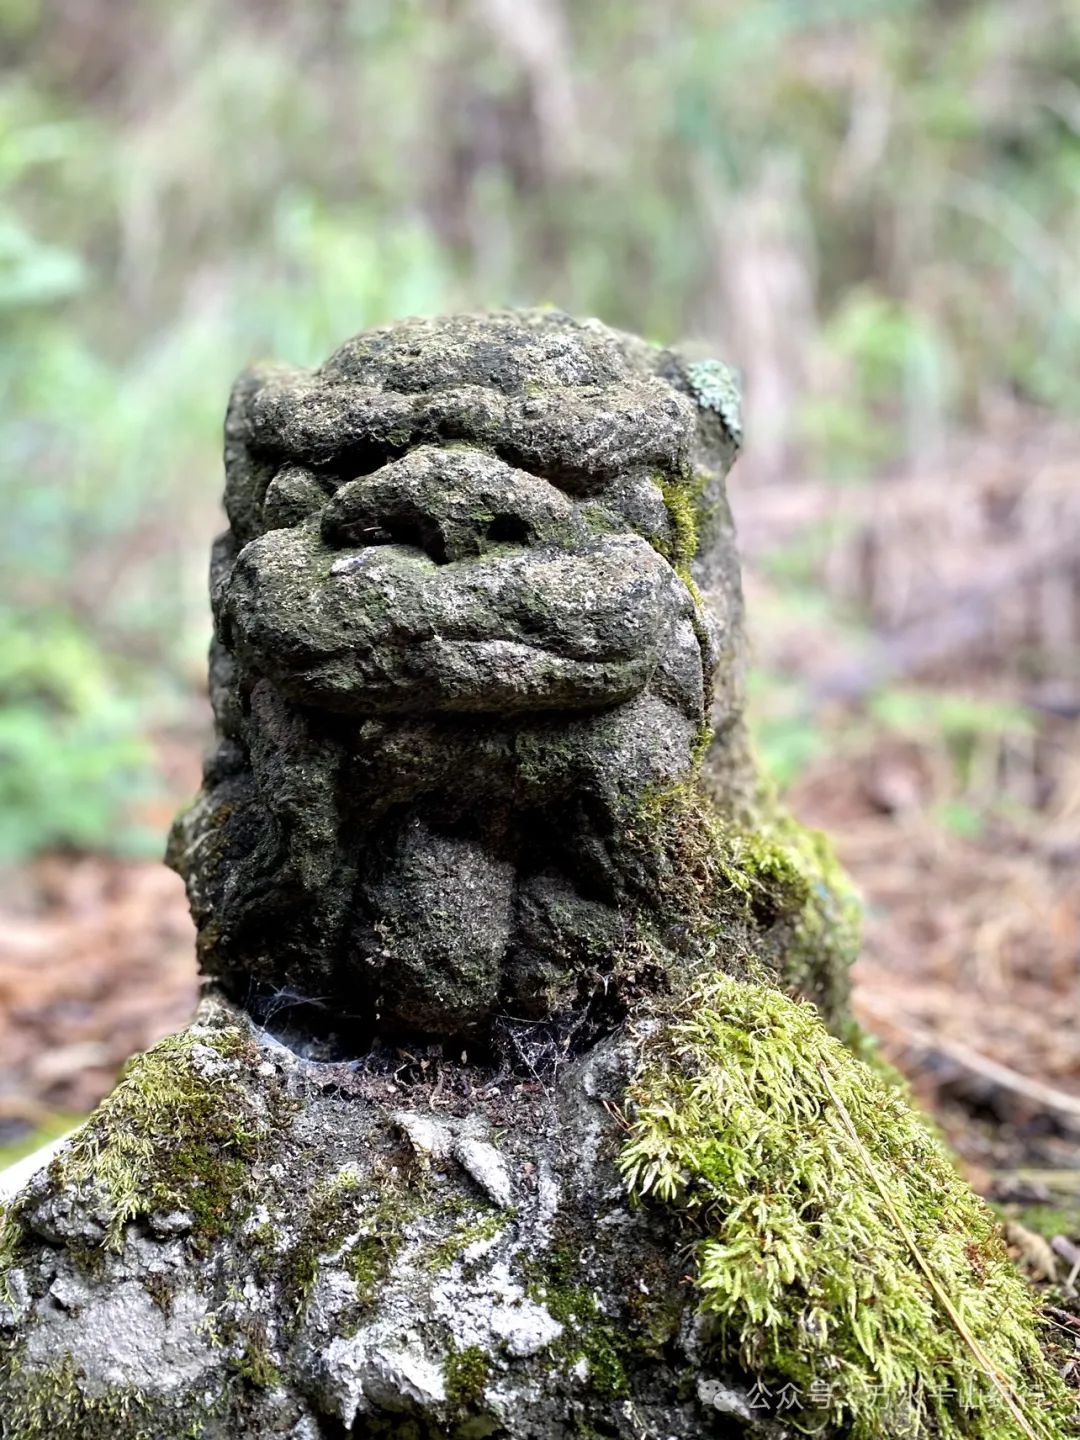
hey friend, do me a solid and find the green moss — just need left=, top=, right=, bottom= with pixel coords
left=619, top=972, right=1075, bottom=1439
left=426, top=1207, right=507, bottom=1273
left=656, top=474, right=700, bottom=576
left=245, top=1217, right=276, bottom=1252
left=230, top=1338, right=282, bottom=1391
left=343, top=1214, right=405, bottom=1304
left=652, top=468, right=716, bottom=643
left=141, top=1271, right=175, bottom=1315
left=722, top=806, right=861, bottom=1021
left=578, top=503, right=620, bottom=537
left=279, top=1167, right=365, bottom=1314
left=279, top=1162, right=511, bottom=1338
left=0, top=1204, right=26, bottom=1289
left=4, top=1025, right=286, bottom=1261
left=198, top=1301, right=283, bottom=1394
left=624, top=775, right=859, bottom=1027
left=624, top=775, right=736, bottom=936
left=344, top=1231, right=394, bottom=1294
left=0, top=1352, right=212, bottom=1440
left=443, top=1343, right=490, bottom=1409
left=280, top=1162, right=440, bottom=1325
left=524, top=1249, right=628, bottom=1398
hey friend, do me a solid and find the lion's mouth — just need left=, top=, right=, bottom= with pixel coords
left=221, top=525, right=686, bottom=716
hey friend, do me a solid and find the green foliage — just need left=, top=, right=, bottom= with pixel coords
left=802, top=289, right=955, bottom=472
left=620, top=972, right=1075, bottom=1438
left=1003, top=1203, right=1080, bottom=1245
left=278, top=1167, right=367, bottom=1315
left=869, top=687, right=1035, bottom=747
left=0, top=216, right=86, bottom=307
left=749, top=669, right=1042, bottom=829
left=0, top=613, right=157, bottom=859
left=873, top=687, right=1039, bottom=831
left=746, top=672, right=830, bottom=789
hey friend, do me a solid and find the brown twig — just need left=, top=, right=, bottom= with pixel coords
left=856, top=996, right=1080, bottom=1134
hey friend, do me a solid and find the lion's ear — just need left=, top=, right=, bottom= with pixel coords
left=222, top=364, right=312, bottom=545
left=224, top=361, right=286, bottom=436
left=661, top=343, right=743, bottom=455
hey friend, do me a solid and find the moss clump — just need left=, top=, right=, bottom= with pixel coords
left=0, top=1204, right=27, bottom=1287
left=426, top=1207, right=507, bottom=1274
left=343, top=1194, right=410, bottom=1310
left=0, top=1352, right=210, bottom=1440
left=625, top=776, right=859, bottom=1029
left=656, top=474, right=701, bottom=577
left=8, top=1024, right=283, bottom=1258
left=619, top=972, right=1075, bottom=1439
left=279, top=1168, right=366, bottom=1315
left=230, top=1337, right=283, bottom=1391
left=721, top=806, right=861, bottom=1022
left=280, top=1162, right=437, bottom=1324
left=443, top=1343, right=491, bottom=1409
left=524, top=1249, right=628, bottom=1398
left=140, top=1271, right=175, bottom=1314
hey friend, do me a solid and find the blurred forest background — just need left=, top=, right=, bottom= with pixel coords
left=1, top=0, right=1079, bottom=1225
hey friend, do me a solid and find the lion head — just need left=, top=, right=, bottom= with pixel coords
left=170, top=311, right=743, bottom=1048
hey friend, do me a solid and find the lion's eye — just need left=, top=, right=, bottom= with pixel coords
left=320, top=436, right=409, bottom=485
left=484, top=514, right=532, bottom=547
left=261, top=465, right=327, bottom=531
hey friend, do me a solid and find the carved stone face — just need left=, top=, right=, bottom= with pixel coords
left=222, top=443, right=702, bottom=718
left=170, top=312, right=742, bottom=1047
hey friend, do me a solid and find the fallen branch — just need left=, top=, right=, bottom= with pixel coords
left=856, top=994, right=1080, bottom=1134
left=992, top=1170, right=1080, bottom=1194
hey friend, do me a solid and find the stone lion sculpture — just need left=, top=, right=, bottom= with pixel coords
left=170, top=309, right=751, bottom=1045
left=0, top=312, right=1069, bottom=1440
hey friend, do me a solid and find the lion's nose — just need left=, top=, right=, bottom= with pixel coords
left=320, top=445, right=583, bottom=564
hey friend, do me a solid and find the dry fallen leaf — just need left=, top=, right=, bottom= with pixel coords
left=1004, top=1221, right=1059, bottom=1284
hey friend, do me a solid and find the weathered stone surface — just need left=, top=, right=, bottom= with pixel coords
left=167, top=308, right=761, bottom=1044
left=5, top=312, right=1065, bottom=1440
left=0, top=999, right=786, bottom=1439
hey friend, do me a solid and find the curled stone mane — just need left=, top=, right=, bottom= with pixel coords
left=168, top=310, right=747, bottom=1048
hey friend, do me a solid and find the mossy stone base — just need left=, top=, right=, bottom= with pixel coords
left=2, top=990, right=1071, bottom=1439
left=0, top=999, right=702, bottom=1438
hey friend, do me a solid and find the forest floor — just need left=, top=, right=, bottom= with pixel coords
left=1, top=416, right=1078, bottom=1361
